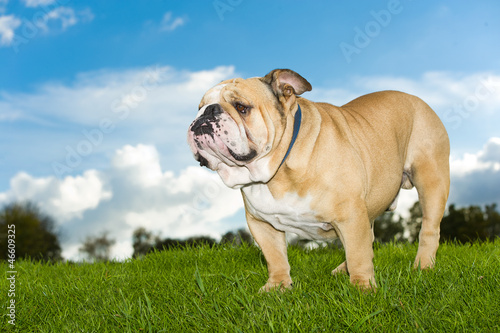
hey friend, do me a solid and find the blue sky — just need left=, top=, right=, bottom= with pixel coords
left=1, top=0, right=499, bottom=259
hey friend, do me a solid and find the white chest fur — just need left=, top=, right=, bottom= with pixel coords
left=241, top=184, right=335, bottom=240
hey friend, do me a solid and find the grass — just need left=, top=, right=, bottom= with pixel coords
left=1, top=240, right=500, bottom=332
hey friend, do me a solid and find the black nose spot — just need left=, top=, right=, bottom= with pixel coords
left=204, top=104, right=223, bottom=118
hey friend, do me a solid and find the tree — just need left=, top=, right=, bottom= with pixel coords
left=406, top=202, right=423, bottom=243
left=0, top=201, right=62, bottom=261
left=485, top=203, right=500, bottom=240
left=185, top=236, right=217, bottom=247
left=79, top=231, right=116, bottom=262
left=220, top=228, right=253, bottom=246
left=440, top=204, right=491, bottom=243
left=132, top=227, right=160, bottom=258
left=373, top=211, right=405, bottom=243
left=154, top=235, right=217, bottom=251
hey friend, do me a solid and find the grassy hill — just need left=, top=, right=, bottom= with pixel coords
left=1, top=240, right=499, bottom=332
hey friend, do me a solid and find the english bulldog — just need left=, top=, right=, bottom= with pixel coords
left=187, top=69, right=450, bottom=291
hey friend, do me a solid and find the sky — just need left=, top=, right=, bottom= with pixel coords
left=1, top=0, right=499, bottom=260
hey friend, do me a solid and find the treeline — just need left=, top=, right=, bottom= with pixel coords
left=130, top=227, right=254, bottom=258
left=1, top=201, right=499, bottom=262
left=374, top=202, right=500, bottom=244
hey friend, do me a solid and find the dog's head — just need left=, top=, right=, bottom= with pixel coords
left=187, top=69, right=311, bottom=188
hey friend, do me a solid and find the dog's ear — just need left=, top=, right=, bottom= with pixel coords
left=262, top=69, right=312, bottom=98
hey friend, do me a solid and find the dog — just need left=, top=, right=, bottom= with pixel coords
left=187, top=69, right=450, bottom=291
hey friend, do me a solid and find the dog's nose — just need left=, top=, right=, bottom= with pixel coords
left=190, top=104, right=222, bottom=136
left=204, top=104, right=223, bottom=118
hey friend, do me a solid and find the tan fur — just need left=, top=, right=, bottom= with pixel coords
left=189, top=69, right=450, bottom=291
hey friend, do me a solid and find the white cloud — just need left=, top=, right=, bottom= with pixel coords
left=308, top=72, right=500, bottom=129
left=480, top=137, right=500, bottom=163
left=0, top=65, right=237, bottom=194
left=34, top=6, right=94, bottom=33
left=106, top=144, right=243, bottom=237
left=22, top=0, right=56, bottom=7
left=449, top=137, right=500, bottom=206
left=112, top=144, right=164, bottom=187
left=0, top=65, right=234, bottom=126
left=0, top=5, right=93, bottom=49
left=450, top=137, right=500, bottom=177
left=394, top=188, right=419, bottom=219
left=43, top=7, right=77, bottom=30
left=0, top=14, right=21, bottom=45
left=0, top=144, right=244, bottom=261
left=2, top=170, right=112, bottom=221
left=160, top=11, right=186, bottom=32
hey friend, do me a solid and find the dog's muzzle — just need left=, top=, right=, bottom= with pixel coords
left=190, top=104, right=223, bottom=137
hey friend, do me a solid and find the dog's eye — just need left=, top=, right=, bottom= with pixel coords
left=235, top=103, right=248, bottom=114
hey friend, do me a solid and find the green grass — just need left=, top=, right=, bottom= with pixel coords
left=2, top=240, right=500, bottom=332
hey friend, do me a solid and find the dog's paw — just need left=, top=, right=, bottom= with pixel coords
left=413, top=255, right=435, bottom=270
left=259, top=280, right=293, bottom=293
left=350, top=275, right=377, bottom=292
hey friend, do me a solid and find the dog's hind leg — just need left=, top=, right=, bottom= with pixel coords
left=410, top=139, right=450, bottom=269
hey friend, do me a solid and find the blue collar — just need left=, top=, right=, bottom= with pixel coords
left=279, top=104, right=302, bottom=168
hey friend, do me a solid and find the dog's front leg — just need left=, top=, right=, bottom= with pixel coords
left=334, top=203, right=377, bottom=290
left=246, top=212, right=292, bottom=292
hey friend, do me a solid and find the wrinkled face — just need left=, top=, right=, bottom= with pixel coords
left=187, top=78, right=285, bottom=188
left=187, top=69, right=312, bottom=188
